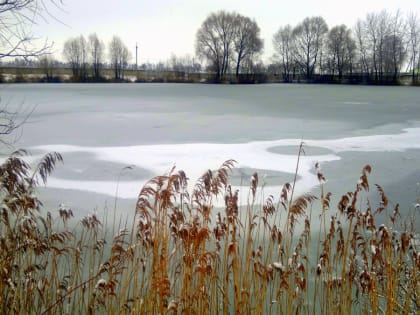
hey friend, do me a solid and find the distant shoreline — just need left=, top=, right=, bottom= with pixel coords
left=0, top=66, right=417, bottom=86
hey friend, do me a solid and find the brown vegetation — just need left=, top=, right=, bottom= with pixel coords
left=0, top=150, right=418, bottom=314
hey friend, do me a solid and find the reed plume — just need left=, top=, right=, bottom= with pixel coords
left=0, top=151, right=418, bottom=314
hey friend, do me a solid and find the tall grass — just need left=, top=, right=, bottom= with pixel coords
left=0, top=149, right=418, bottom=314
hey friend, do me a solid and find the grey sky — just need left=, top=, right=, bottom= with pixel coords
left=32, top=0, right=420, bottom=64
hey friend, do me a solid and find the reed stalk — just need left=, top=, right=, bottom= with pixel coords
left=0, top=152, right=418, bottom=314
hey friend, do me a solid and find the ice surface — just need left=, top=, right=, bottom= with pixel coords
left=29, top=128, right=420, bottom=202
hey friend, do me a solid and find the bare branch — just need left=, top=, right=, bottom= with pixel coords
left=0, top=97, right=36, bottom=147
left=0, top=0, right=63, bottom=60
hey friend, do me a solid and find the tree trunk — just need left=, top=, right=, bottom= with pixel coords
left=236, top=51, right=242, bottom=78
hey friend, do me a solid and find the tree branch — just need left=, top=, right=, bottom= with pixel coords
left=0, top=0, right=62, bottom=60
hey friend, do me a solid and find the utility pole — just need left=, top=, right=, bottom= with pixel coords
left=135, top=43, right=138, bottom=70
left=135, top=43, right=139, bottom=81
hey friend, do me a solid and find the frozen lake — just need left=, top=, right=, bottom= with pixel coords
left=1, top=83, right=419, bottom=220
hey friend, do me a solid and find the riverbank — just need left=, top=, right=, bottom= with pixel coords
left=0, top=66, right=417, bottom=85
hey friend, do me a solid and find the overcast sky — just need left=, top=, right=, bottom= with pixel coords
left=33, top=0, right=420, bottom=64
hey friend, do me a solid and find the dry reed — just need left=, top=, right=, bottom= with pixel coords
left=0, top=149, right=418, bottom=314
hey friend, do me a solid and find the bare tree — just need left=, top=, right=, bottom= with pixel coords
left=363, top=10, right=393, bottom=81
left=38, top=54, right=55, bottom=81
left=196, top=11, right=263, bottom=81
left=326, top=25, right=356, bottom=80
left=354, top=19, right=371, bottom=77
left=376, top=10, right=392, bottom=81
left=62, top=35, right=88, bottom=81
left=63, top=37, right=80, bottom=78
left=169, top=54, right=201, bottom=73
left=292, top=16, right=328, bottom=80
left=383, top=34, right=406, bottom=81
left=109, top=35, right=130, bottom=81
left=0, top=0, right=62, bottom=60
left=273, top=24, right=294, bottom=81
left=382, top=11, right=407, bottom=81
left=364, top=12, right=380, bottom=80
left=233, top=14, right=263, bottom=77
left=78, top=35, right=88, bottom=80
left=356, top=10, right=408, bottom=83
left=195, top=11, right=236, bottom=80
left=88, top=33, right=104, bottom=80
left=169, top=53, right=184, bottom=72
left=407, top=12, right=420, bottom=82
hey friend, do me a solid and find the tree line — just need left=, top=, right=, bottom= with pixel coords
left=272, top=10, right=419, bottom=83
left=40, top=35, right=201, bottom=82
left=56, top=9, right=420, bottom=84
left=60, top=34, right=131, bottom=81
left=2, top=8, right=420, bottom=84
left=196, top=9, right=420, bottom=84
